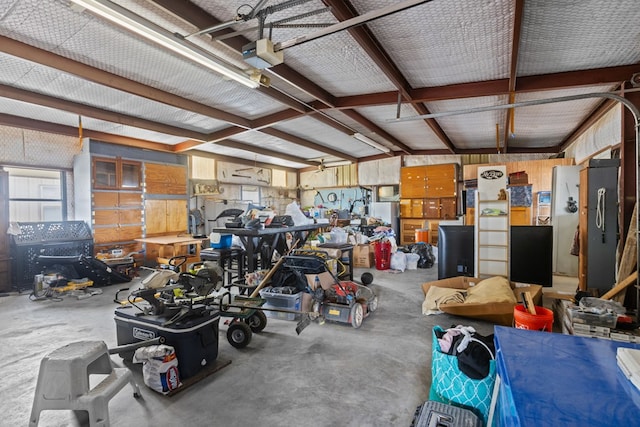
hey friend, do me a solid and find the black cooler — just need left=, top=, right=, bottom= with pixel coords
left=115, top=309, right=220, bottom=380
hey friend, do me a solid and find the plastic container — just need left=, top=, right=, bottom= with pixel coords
left=374, top=240, right=391, bottom=270
left=415, top=229, right=430, bottom=244
left=514, top=305, right=554, bottom=332
left=567, top=305, right=617, bottom=328
left=210, top=232, right=232, bottom=249
left=259, top=289, right=302, bottom=321
left=114, top=309, right=220, bottom=379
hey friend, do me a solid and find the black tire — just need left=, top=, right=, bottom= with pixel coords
left=227, top=321, right=252, bottom=348
left=245, top=310, right=268, bottom=333
left=350, top=303, right=364, bottom=329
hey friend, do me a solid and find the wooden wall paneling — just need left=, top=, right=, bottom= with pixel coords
left=145, top=163, right=187, bottom=195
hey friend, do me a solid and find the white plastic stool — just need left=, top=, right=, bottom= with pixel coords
left=29, top=340, right=140, bottom=427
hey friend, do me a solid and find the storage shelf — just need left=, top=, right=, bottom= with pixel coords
left=476, top=188, right=510, bottom=280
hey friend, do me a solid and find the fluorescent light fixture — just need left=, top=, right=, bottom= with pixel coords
left=325, top=160, right=353, bottom=167
left=70, top=0, right=259, bottom=89
left=352, top=133, right=391, bottom=153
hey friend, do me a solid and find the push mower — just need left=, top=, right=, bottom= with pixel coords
left=282, top=251, right=378, bottom=329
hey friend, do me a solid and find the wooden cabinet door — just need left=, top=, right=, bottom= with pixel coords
left=440, top=198, right=457, bottom=219
left=424, top=199, right=440, bottom=218
left=166, top=199, right=187, bottom=233
left=425, top=164, right=457, bottom=197
left=145, top=164, right=187, bottom=195
left=400, top=166, right=427, bottom=198
left=145, top=199, right=168, bottom=235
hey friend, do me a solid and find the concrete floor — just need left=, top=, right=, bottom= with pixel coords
left=1, top=265, right=571, bottom=427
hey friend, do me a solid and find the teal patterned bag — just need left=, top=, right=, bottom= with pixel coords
left=429, top=326, right=496, bottom=425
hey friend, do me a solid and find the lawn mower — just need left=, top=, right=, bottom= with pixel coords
left=281, top=251, right=378, bottom=330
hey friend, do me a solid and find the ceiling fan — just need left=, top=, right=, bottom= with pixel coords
left=316, top=159, right=326, bottom=172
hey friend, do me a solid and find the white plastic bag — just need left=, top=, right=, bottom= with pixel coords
left=285, top=201, right=313, bottom=225
left=390, top=251, right=407, bottom=272
left=133, top=345, right=181, bottom=394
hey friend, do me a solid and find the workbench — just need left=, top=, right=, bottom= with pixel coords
left=208, top=223, right=323, bottom=273
left=135, top=235, right=207, bottom=270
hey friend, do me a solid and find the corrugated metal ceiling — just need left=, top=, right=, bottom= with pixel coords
left=0, top=0, right=638, bottom=171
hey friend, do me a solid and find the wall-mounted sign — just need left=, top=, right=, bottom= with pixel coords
left=480, top=169, right=504, bottom=180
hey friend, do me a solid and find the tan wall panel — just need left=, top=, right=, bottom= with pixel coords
left=463, top=158, right=574, bottom=189
left=145, top=163, right=187, bottom=195
left=145, top=199, right=167, bottom=235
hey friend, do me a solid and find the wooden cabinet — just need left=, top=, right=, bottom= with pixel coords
left=92, top=191, right=143, bottom=248
left=144, top=199, right=188, bottom=235
left=400, top=219, right=427, bottom=245
left=425, top=164, right=457, bottom=197
left=399, top=164, right=458, bottom=245
left=92, top=157, right=141, bottom=190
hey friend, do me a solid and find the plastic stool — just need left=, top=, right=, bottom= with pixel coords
left=29, top=341, right=140, bottom=427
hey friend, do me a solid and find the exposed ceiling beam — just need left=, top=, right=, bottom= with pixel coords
left=265, top=64, right=337, bottom=108
left=260, top=127, right=358, bottom=162
left=502, top=0, right=524, bottom=153
left=0, top=36, right=251, bottom=129
left=214, top=139, right=318, bottom=166
left=0, top=84, right=208, bottom=141
left=339, top=109, right=413, bottom=154
left=323, top=0, right=412, bottom=101
left=173, top=127, right=249, bottom=152
left=324, top=0, right=455, bottom=153
left=192, top=150, right=299, bottom=173
left=333, top=64, right=640, bottom=108
left=0, top=112, right=174, bottom=152
left=455, top=146, right=560, bottom=154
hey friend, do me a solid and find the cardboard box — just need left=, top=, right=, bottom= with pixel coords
left=305, top=271, right=336, bottom=291
left=353, top=244, right=374, bottom=268
left=421, top=276, right=543, bottom=326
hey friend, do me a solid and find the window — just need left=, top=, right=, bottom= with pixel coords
left=5, top=167, right=66, bottom=222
